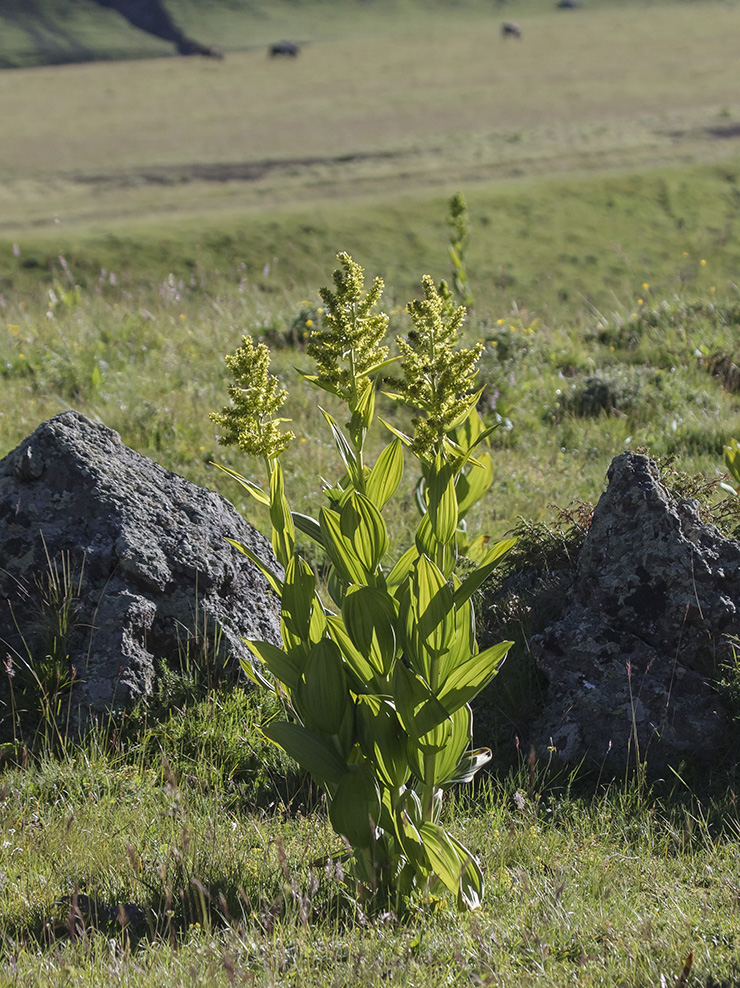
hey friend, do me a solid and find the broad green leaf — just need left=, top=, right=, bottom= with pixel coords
left=319, top=507, right=369, bottom=586
left=409, top=704, right=470, bottom=783
left=349, top=382, right=376, bottom=448
left=295, top=639, right=349, bottom=736
left=212, top=463, right=269, bottom=505
left=356, top=695, right=410, bottom=789
left=725, top=439, right=740, bottom=485
left=281, top=555, right=316, bottom=640
left=447, top=833, right=484, bottom=911
left=366, top=438, right=404, bottom=510
left=263, top=721, right=347, bottom=787
left=385, top=544, right=419, bottom=590
left=454, top=408, right=484, bottom=454
left=456, top=453, right=494, bottom=518
left=342, top=584, right=398, bottom=676
left=326, top=613, right=377, bottom=688
left=437, top=641, right=512, bottom=714
left=245, top=638, right=301, bottom=691
left=437, top=591, right=475, bottom=683
left=327, top=566, right=346, bottom=608
left=418, top=822, right=467, bottom=896
left=238, top=654, right=273, bottom=691
left=415, top=511, right=437, bottom=558
left=452, top=537, right=517, bottom=608
left=427, top=455, right=458, bottom=545
left=393, top=790, right=426, bottom=857
left=408, top=555, right=455, bottom=667
left=441, top=747, right=492, bottom=790
left=328, top=764, right=382, bottom=848
left=340, top=492, right=388, bottom=572
left=393, top=662, right=450, bottom=740
left=308, top=596, right=327, bottom=644
left=269, top=461, right=295, bottom=568
left=414, top=514, right=455, bottom=578
left=459, top=534, right=493, bottom=566
left=225, top=538, right=283, bottom=597
left=292, top=512, right=325, bottom=548
left=445, top=390, right=483, bottom=433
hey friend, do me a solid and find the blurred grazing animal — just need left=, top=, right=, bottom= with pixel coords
left=501, top=21, right=522, bottom=39
left=270, top=40, right=300, bottom=58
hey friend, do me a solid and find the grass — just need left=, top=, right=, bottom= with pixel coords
left=4, top=1, right=740, bottom=983
left=2, top=744, right=740, bottom=987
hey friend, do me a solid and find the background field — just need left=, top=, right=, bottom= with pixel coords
left=3, top=3, right=740, bottom=985
left=3, top=0, right=740, bottom=534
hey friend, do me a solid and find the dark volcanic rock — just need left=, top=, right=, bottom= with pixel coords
left=0, top=412, right=280, bottom=712
left=529, top=452, right=736, bottom=769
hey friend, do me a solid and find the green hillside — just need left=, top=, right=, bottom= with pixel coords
left=0, top=0, right=489, bottom=68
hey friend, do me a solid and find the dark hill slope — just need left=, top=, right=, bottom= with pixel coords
left=0, top=0, right=228, bottom=67
left=91, top=0, right=221, bottom=58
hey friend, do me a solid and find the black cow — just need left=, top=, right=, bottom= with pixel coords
left=269, top=41, right=300, bottom=58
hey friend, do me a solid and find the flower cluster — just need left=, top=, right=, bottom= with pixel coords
left=395, top=276, right=482, bottom=456
left=307, top=252, right=389, bottom=405
left=210, top=335, right=293, bottom=461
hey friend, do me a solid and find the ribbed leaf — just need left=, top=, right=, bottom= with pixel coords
left=292, top=512, right=325, bottom=548
left=378, top=417, right=413, bottom=448
left=212, top=463, right=269, bottom=505
left=408, top=555, right=455, bottom=667
left=437, top=641, right=512, bottom=714
left=295, top=639, right=349, bottom=736
left=456, top=453, right=494, bottom=518
left=320, top=407, right=358, bottom=485
left=452, top=537, right=517, bottom=607
left=342, top=585, right=398, bottom=676
left=385, top=545, right=419, bottom=590
left=366, top=438, right=404, bottom=510
left=269, top=461, right=295, bottom=568
left=438, top=591, right=475, bottom=683
left=427, top=455, right=458, bottom=545
left=263, top=721, right=347, bottom=787
left=340, top=492, right=388, bottom=572
left=418, top=822, right=467, bottom=896
left=725, top=439, right=740, bottom=485
left=414, top=514, right=455, bottom=578
left=325, top=613, right=377, bottom=688
left=349, top=382, right=376, bottom=449
left=441, top=747, right=492, bottom=790
left=393, top=662, right=450, bottom=740
left=225, top=538, right=283, bottom=597
left=448, top=833, right=484, bottom=911
left=409, top=704, right=471, bottom=783
left=328, top=764, right=381, bottom=848
left=245, top=638, right=301, bottom=691
left=281, top=555, right=315, bottom=640
left=319, top=507, right=368, bottom=586
left=356, top=695, right=410, bottom=789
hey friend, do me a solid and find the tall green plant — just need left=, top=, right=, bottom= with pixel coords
left=211, top=253, right=515, bottom=912
left=447, top=192, right=474, bottom=308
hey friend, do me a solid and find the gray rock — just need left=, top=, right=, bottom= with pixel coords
left=529, top=452, right=735, bottom=769
left=0, top=411, right=281, bottom=713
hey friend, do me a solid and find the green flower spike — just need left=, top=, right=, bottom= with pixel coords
left=211, top=335, right=294, bottom=461
left=396, top=276, right=483, bottom=457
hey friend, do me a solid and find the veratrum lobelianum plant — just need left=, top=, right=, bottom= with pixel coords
left=211, top=253, right=516, bottom=912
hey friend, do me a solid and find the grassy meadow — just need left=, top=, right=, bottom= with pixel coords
left=3, top=1, right=740, bottom=984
